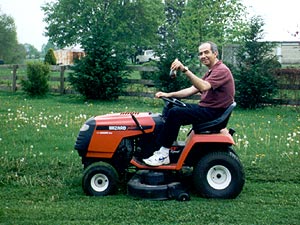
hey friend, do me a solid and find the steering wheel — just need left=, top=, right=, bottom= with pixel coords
left=161, top=97, right=186, bottom=107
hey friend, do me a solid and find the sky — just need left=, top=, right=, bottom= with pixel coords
left=0, top=0, right=299, bottom=51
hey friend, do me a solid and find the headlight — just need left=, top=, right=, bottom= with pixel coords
left=80, top=124, right=90, bottom=131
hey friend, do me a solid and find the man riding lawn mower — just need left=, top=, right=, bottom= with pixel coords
left=74, top=42, right=245, bottom=200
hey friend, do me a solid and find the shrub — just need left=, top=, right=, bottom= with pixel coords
left=155, top=57, right=191, bottom=93
left=234, top=16, right=280, bottom=109
left=140, top=60, right=158, bottom=80
left=44, top=48, right=57, bottom=65
left=69, top=39, right=127, bottom=100
left=21, top=61, right=50, bottom=97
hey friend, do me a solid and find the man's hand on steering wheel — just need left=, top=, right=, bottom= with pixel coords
left=155, top=92, right=186, bottom=107
left=160, top=96, right=186, bottom=107
left=155, top=91, right=169, bottom=98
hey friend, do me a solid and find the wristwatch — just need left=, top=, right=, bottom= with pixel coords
left=182, top=66, right=189, bottom=73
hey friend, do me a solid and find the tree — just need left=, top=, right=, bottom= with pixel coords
left=41, top=41, right=58, bottom=59
left=42, top=0, right=164, bottom=57
left=156, top=0, right=191, bottom=93
left=69, top=36, right=127, bottom=100
left=0, top=10, right=25, bottom=63
left=42, top=0, right=164, bottom=100
left=155, top=0, right=247, bottom=93
left=24, top=43, right=40, bottom=60
left=44, top=48, right=56, bottom=65
left=234, top=16, right=280, bottom=109
left=177, top=0, right=247, bottom=56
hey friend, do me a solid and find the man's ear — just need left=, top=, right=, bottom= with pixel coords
left=214, top=51, right=218, bottom=58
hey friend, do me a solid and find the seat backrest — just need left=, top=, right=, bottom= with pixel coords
left=192, top=102, right=236, bottom=134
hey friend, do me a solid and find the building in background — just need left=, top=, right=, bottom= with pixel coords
left=222, top=42, right=300, bottom=66
left=54, top=47, right=85, bottom=65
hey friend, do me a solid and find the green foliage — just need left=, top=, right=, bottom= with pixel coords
left=140, top=60, right=158, bottom=80
left=42, top=0, right=164, bottom=56
left=24, top=43, right=40, bottom=59
left=0, top=10, right=26, bottom=63
left=42, top=0, right=248, bottom=95
left=69, top=38, right=127, bottom=100
left=21, top=61, right=50, bottom=97
left=234, top=16, right=280, bottom=109
left=155, top=0, right=191, bottom=92
left=43, top=0, right=164, bottom=99
left=156, top=57, right=191, bottom=92
left=41, top=41, right=58, bottom=59
left=44, top=48, right=57, bottom=65
left=177, top=0, right=247, bottom=56
left=155, top=0, right=247, bottom=93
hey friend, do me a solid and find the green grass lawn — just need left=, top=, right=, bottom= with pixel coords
left=0, top=92, right=299, bottom=225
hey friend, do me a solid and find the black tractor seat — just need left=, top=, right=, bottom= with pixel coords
left=192, top=102, right=236, bottom=134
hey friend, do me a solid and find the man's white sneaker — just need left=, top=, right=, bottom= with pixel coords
left=143, top=152, right=170, bottom=166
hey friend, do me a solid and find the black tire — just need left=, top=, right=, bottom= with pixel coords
left=82, top=161, right=119, bottom=196
left=176, top=192, right=190, bottom=201
left=193, top=151, right=245, bottom=199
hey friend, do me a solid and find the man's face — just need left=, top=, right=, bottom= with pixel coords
left=198, top=43, right=218, bottom=68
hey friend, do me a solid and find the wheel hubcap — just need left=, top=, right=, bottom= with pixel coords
left=91, top=174, right=109, bottom=192
left=207, top=165, right=231, bottom=190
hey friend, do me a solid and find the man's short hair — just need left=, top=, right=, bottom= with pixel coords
left=200, top=41, right=219, bottom=55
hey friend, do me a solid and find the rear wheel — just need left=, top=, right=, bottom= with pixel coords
left=193, top=151, right=244, bottom=199
left=82, top=161, right=119, bottom=196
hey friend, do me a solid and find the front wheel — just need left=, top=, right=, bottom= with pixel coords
left=193, top=151, right=245, bottom=199
left=82, top=161, right=119, bottom=196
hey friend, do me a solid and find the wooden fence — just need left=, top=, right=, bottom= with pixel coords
left=0, top=64, right=158, bottom=97
left=0, top=64, right=300, bottom=105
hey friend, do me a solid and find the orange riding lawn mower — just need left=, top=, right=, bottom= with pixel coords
left=74, top=97, right=245, bottom=201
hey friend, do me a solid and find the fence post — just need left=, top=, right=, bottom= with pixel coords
left=60, top=66, right=66, bottom=94
left=12, top=65, right=19, bottom=92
